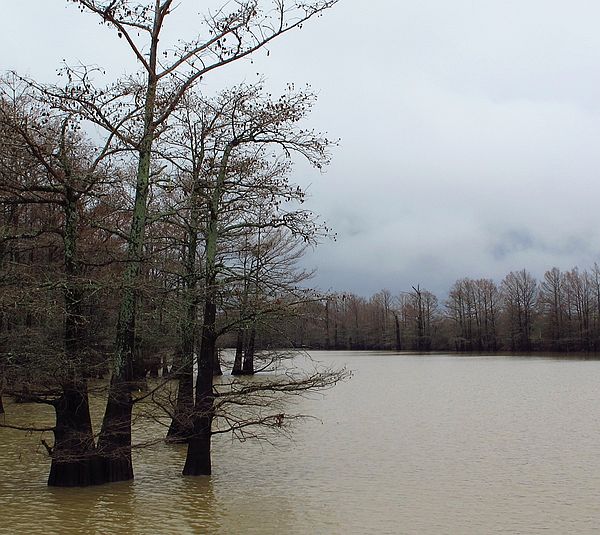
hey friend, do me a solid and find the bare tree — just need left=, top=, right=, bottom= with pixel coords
left=0, top=76, right=125, bottom=486
left=538, top=267, right=565, bottom=350
left=500, top=269, right=538, bottom=351
left=590, top=263, right=600, bottom=349
left=406, top=285, right=438, bottom=350
left=164, top=84, right=332, bottom=476
left=32, top=0, right=340, bottom=483
left=563, top=267, right=593, bottom=350
left=446, top=278, right=498, bottom=351
left=154, top=82, right=331, bottom=452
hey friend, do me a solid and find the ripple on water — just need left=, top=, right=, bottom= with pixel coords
left=3, top=352, right=600, bottom=534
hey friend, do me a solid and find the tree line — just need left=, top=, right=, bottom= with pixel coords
left=288, top=266, right=600, bottom=354
left=0, top=0, right=345, bottom=488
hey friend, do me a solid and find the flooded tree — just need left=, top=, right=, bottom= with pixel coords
left=46, top=0, right=339, bottom=483
left=158, top=83, right=331, bottom=447
left=163, top=84, right=332, bottom=476
left=0, top=76, right=123, bottom=485
left=229, top=226, right=318, bottom=375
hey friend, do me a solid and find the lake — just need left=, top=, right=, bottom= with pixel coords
left=2, top=351, right=600, bottom=534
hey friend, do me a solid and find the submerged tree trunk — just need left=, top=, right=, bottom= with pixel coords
left=97, top=68, right=158, bottom=481
left=232, top=283, right=250, bottom=375
left=97, top=377, right=134, bottom=483
left=98, top=210, right=147, bottom=482
left=213, top=348, right=223, bottom=376
left=183, top=301, right=216, bottom=476
left=0, top=361, right=4, bottom=415
left=394, top=313, right=402, bottom=351
left=167, top=361, right=194, bottom=441
left=167, top=346, right=194, bottom=442
left=231, top=329, right=244, bottom=375
left=168, top=156, right=203, bottom=441
left=48, top=382, right=99, bottom=487
left=241, top=327, right=256, bottom=375
left=48, top=192, right=100, bottom=487
left=97, top=266, right=139, bottom=480
left=148, top=357, right=160, bottom=378
left=161, top=355, right=170, bottom=377
left=325, top=300, right=330, bottom=350
left=183, top=146, right=232, bottom=476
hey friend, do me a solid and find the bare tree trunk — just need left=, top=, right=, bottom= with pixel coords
left=161, top=355, right=170, bottom=377
left=183, top=301, right=216, bottom=476
left=394, top=313, right=402, bottom=351
left=213, top=348, right=223, bottom=376
left=97, top=134, right=152, bottom=482
left=233, top=266, right=250, bottom=375
left=183, top=147, right=231, bottom=476
left=231, top=329, right=244, bottom=375
left=148, top=358, right=160, bottom=378
left=325, top=300, right=330, bottom=350
left=48, top=193, right=100, bottom=487
left=242, top=327, right=256, bottom=375
left=166, top=349, right=194, bottom=442
left=167, top=253, right=197, bottom=441
left=98, top=63, right=158, bottom=481
left=48, top=383, right=100, bottom=486
left=168, top=157, right=203, bottom=440
left=97, top=377, right=134, bottom=483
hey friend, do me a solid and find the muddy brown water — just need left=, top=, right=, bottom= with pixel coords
left=2, top=351, right=600, bottom=534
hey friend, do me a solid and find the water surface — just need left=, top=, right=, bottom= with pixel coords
left=2, top=351, right=600, bottom=534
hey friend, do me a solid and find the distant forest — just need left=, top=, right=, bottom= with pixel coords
left=285, top=266, right=600, bottom=353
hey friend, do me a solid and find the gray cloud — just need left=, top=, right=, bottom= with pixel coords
left=4, top=1, right=600, bottom=296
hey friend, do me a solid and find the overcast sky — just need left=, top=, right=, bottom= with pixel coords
left=3, top=1, right=600, bottom=297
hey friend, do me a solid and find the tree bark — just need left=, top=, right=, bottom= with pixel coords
left=241, top=327, right=256, bottom=375
left=168, top=158, right=202, bottom=441
left=48, top=382, right=100, bottom=486
left=325, top=300, right=331, bottom=350
left=213, top=348, right=223, bottom=376
left=183, top=301, right=216, bottom=476
left=394, top=313, right=402, bottom=352
left=183, top=145, right=231, bottom=476
left=97, top=63, right=158, bottom=482
left=167, top=349, right=194, bottom=442
left=48, top=192, right=100, bottom=487
left=231, top=329, right=244, bottom=375
left=97, top=377, right=134, bottom=483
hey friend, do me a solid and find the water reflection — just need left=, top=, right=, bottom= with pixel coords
left=46, top=482, right=136, bottom=534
